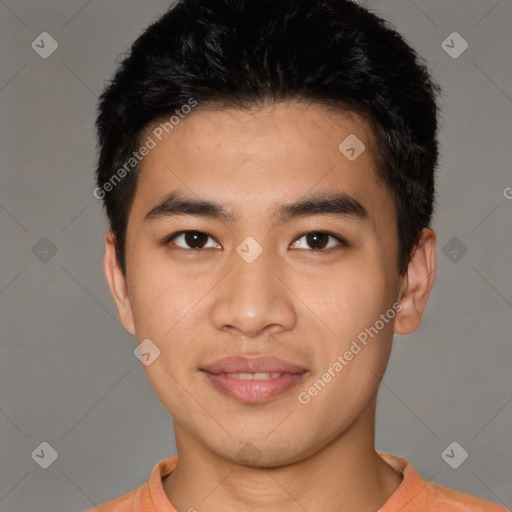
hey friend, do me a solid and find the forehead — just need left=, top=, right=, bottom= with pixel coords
left=131, top=102, right=395, bottom=229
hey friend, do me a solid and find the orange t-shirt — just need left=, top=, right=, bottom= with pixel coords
left=86, top=452, right=508, bottom=512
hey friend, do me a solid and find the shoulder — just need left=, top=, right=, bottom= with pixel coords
left=377, top=452, right=508, bottom=512
left=84, top=455, right=179, bottom=512
left=427, top=481, right=509, bottom=512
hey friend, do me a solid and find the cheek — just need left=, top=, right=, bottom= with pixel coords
left=297, top=321, right=394, bottom=439
left=129, top=273, right=206, bottom=410
left=300, top=262, right=396, bottom=402
left=127, top=260, right=213, bottom=381
left=308, top=263, right=390, bottom=341
left=127, top=260, right=192, bottom=342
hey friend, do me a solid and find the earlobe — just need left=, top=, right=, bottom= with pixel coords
left=103, top=232, right=136, bottom=335
left=394, top=228, right=436, bottom=335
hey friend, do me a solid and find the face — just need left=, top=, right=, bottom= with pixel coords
left=105, top=102, right=422, bottom=467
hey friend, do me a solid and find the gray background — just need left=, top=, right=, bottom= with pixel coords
left=1, top=1, right=511, bottom=511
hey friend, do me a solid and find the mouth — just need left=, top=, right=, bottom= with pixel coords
left=200, top=356, right=308, bottom=403
left=223, top=372, right=286, bottom=380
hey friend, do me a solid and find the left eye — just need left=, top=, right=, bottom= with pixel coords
left=290, top=232, right=344, bottom=251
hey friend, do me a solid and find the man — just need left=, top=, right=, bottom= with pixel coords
left=89, top=0, right=508, bottom=510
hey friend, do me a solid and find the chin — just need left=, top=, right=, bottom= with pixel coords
left=215, top=433, right=318, bottom=469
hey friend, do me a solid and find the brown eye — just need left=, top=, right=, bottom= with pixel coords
left=167, top=231, right=221, bottom=250
left=290, top=231, right=347, bottom=253
left=305, top=232, right=329, bottom=250
left=184, top=231, right=208, bottom=248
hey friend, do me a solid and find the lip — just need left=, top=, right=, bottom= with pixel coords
left=201, top=356, right=308, bottom=375
left=200, top=356, right=308, bottom=403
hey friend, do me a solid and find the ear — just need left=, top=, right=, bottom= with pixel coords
left=103, top=231, right=135, bottom=335
left=394, top=228, right=436, bottom=335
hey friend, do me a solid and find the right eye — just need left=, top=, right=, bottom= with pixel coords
left=166, top=231, right=222, bottom=250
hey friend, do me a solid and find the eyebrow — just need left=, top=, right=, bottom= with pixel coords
left=144, top=191, right=368, bottom=224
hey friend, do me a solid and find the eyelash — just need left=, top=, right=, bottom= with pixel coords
left=163, top=230, right=348, bottom=254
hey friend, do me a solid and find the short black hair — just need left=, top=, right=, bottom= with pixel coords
left=95, top=0, right=441, bottom=276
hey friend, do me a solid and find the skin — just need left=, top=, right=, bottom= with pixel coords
left=104, top=102, right=436, bottom=512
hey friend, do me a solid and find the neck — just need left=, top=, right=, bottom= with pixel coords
left=163, top=397, right=402, bottom=512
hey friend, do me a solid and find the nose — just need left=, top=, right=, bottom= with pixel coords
left=210, top=245, right=297, bottom=338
